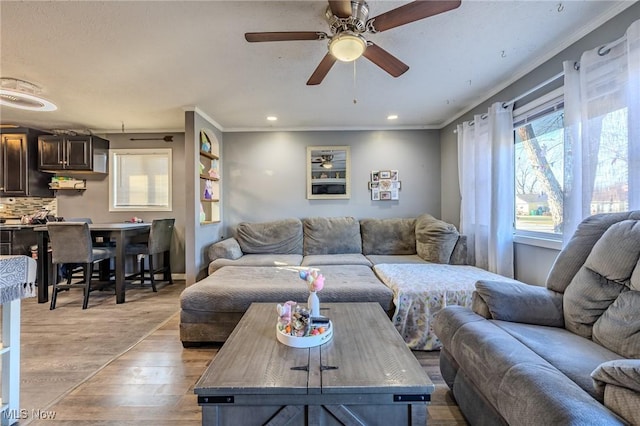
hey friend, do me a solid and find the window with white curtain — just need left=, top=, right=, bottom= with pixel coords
left=109, top=148, right=172, bottom=212
left=514, top=39, right=636, bottom=242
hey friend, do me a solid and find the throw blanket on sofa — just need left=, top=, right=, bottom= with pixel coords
left=373, top=263, right=519, bottom=350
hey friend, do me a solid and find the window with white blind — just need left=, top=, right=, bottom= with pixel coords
left=109, top=148, right=172, bottom=212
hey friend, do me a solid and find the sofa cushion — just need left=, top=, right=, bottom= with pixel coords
left=493, top=320, right=622, bottom=401
left=182, top=265, right=394, bottom=313
left=360, top=217, right=416, bottom=255
left=366, top=254, right=428, bottom=265
left=415, top=214, right=460, bottom=263
left=207, top=254, right=303, bottom=275
left=564, top=220, right=640, bottom=344
left=301, top=253, right=371, bottom=267
left=593, top=291, right=640, bottom=358
left=236, top=218, right=303, bottom=254
left=546, top=211, right=640, bottom=293
left=303, top=217, right=361, bottom=255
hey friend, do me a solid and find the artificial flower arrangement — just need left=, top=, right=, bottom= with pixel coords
left=299, top=269, right=324, bottom=292
left=275, top=269, right=331, bottom=344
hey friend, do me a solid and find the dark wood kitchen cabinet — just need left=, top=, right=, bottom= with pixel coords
left=0, top=227, right=38, bottom=256
left=38, top=134, right=109, bottom=173
left=0, top=127, right=53, bottom=197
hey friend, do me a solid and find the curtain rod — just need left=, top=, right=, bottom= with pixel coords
left=502, top=70, right=565, bottom=108
left=455, top=29, right=625, bottom=133
left=598, top=35, right=625, bottom=56
left=501, top=32, right=626, bottom=108
left=502, top=32, right=626, bottom=108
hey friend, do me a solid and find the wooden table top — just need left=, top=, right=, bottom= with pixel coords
left=195, top=302, right=434, bottom=397
left=33, top=222, right=151, bottom=232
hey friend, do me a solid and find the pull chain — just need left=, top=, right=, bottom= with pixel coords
left=353, top=60, right=358, bottom=104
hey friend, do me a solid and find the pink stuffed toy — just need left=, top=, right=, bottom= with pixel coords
left=276, top=301, right=296, bottom=325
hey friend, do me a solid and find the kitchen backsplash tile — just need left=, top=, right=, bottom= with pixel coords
left=0, top=197, right=57, bottom=218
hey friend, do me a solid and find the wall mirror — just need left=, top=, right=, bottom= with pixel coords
left=307, top=145, right=350, bottom=199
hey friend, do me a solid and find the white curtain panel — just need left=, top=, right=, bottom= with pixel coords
left=562, top=19, right=640, bottom=245
left=458, top=102, right=514, bottom=277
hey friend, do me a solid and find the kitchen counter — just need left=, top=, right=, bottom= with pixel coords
left=0, top=224, right=40, bottom=230
left=0, top=225, right=39, bottom=256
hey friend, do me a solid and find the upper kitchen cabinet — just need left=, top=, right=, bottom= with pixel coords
left=0, top=127, right=53, bottom=197
left=38, top=134, right=109, bottom=173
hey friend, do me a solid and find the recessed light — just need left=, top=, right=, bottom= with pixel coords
left=267, top=116, right=278, bottom=121
left=0, top=78, right=57, bottom=111
left=387, top=114, right=398, bottom=120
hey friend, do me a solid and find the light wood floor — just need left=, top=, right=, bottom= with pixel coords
left=19, top=307, right=467, bottom=425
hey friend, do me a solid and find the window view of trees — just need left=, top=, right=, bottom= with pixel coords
left=514, top=102, right=630, bottom=236
left=514, top=108, right=564, bottom=234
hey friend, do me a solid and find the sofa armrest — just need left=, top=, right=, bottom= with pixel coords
left=471, top=280, right=564, bottom=327
left=592, top=360, right=640, bottom=425
left=449, top=235, right=467, bottom=265
left=207, top=237, right=243, bottom=262
left=592, top=360, right=640, bottom=394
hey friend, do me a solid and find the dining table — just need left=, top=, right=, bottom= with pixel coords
left=34, top=222, right=151, bottom=304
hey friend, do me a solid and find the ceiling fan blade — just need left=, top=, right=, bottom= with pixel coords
left=367, top=0, right=461, bottom=33
left=328, top=0, right=352, bottom=18
left=363, top=43, right=409, bottom=77
left=307, top=53, right=337, bottom=85
left=245, top=31, right=328, bottom=42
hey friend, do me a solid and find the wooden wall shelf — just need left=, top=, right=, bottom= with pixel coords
left=199, top=174, right=219, bottom=181
left=199, top=151, right=219, bottom=160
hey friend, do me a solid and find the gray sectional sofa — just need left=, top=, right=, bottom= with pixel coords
left=180, top=214, right=468, bottom=345
left=433, top=211, right=640, bottom=425
left=204, top=215, right=466, bottom=274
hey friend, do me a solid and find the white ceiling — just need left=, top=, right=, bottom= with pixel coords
left=0, top=1, right=634, bottom=133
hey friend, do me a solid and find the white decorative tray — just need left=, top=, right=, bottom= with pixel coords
left=276, top=321, right=333, bottom=348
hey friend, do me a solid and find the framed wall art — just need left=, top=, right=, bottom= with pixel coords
left=369, top=169, right=400, bottom=201
left=307, top=146, right=351, bottom=199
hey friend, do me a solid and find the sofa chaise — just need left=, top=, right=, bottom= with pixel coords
left=180, top=214, right=511, bottom=349
left=433, top=211, right=640, bottom=425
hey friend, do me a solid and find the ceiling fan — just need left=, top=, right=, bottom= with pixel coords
left=311, top=154, right=334, bottom=168
left=245, top=0, right=461, bottom=85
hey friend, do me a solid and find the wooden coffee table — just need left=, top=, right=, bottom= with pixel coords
left=194, top=302, right=434, bottom=426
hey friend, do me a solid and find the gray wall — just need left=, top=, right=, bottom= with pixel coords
left=439, top=3, right=640, bottom=285
left=55, top=132, right=186, bottom=274
left=184, top=110, right=224, bottom=283
left=222, top=129, right=441, bottom=235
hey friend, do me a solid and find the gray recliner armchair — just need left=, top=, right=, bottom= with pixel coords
left=433, top=211, right=640, bottom=426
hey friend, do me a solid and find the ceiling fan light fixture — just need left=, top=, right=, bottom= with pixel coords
left=329, top=32, right=366, bottom=62
left=0, top=78, right=57, bottom=112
